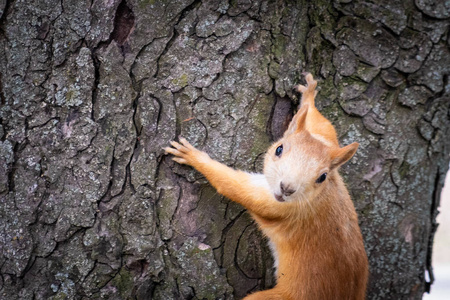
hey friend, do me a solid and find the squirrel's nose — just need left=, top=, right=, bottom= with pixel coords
left=280, top=181, right=296, bottom=196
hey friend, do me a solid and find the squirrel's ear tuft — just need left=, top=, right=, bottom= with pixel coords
left=330, top=142, right=359, bottom=170
left=284, top=104, right=309, bottom=137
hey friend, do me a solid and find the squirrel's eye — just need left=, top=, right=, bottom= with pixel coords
left=316, top=173, right=327, bottom=183
left=275, top=145, right=283, bottom=157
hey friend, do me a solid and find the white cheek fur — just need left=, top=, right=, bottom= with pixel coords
left=249, top=173, right=271, bottom=190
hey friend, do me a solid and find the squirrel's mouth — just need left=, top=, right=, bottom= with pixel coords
left=274, top=194, right=285, bottom=202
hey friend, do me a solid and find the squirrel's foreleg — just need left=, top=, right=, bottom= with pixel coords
left=165, top=138, right=288, bottom=219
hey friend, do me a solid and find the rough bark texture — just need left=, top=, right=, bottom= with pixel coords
left=0, top=0, right=449, bottom=299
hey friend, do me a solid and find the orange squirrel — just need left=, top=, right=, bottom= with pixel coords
left=165, top=73, right=369, bottom=300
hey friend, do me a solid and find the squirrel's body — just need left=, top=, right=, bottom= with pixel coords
left=166, top=73, right=369, bottom=300
left=250, top=172, right=367, bottom=300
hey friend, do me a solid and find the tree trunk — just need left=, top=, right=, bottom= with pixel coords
left=0, top=0, right=449, bottom=299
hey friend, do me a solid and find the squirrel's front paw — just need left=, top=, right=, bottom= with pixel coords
left=296, top=72, right=317, bottom=96
left=164, top=137, right=209, bottom=166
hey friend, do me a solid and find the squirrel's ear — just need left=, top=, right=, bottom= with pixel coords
left=330, top=142, right=359, bottom=170
left=284, top=104, right=309, bottom=137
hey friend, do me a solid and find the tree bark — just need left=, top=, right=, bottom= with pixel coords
left=0, top=0, right=449, bottom=299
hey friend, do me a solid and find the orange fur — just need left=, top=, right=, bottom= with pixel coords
left=165, top=73, right=368, bottom=300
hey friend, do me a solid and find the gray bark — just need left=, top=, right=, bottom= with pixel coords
left=0, top=0, right=449, bottom=299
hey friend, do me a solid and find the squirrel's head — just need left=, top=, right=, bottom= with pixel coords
left=263, top=104, right=358, bottom=203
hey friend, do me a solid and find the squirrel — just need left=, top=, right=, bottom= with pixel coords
left=165, top=73, right=369, bottom=300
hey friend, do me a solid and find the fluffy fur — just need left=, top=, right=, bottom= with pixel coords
left=165, top=73, right=368, bottom=300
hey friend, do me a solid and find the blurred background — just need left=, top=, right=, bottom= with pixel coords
left=424, top=169, right=450, bottom=300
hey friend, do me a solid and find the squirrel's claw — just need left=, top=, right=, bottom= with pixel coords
left=179, top=137, right=195, bottom=150
left=172, top=157, right=187, bottom=165
left=296, top=85, right=307, bottom=93
left=304, top=73, right=317, bottom=87
left=170, top=141, right=188, bottom=153
left=165, top=138, right=208, bottom=167
left=164, top=146, right=181, bottom=156
left=296, top=73, right=317, bottom=94
left=165, top=144, right=189, bottom=165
